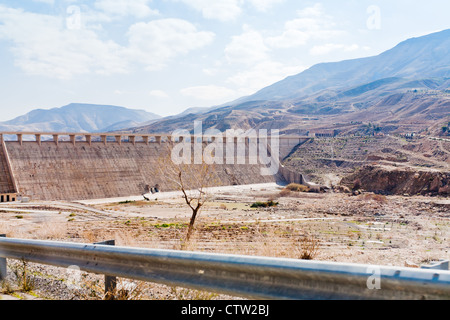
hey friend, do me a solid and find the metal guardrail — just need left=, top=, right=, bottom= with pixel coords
left=0, top=236, right=449, bottom=300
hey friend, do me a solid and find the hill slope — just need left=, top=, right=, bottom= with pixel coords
left=238, top=29, right=450, bottom=103
left=130, top=29, right=450, bottom=135
left=0, top=103, right=161, bottom=133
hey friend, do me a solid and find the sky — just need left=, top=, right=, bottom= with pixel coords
left=0, top=0, right=449, bottom=121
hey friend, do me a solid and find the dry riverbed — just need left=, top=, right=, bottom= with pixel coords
left=0, top=183, right=448, bottom=300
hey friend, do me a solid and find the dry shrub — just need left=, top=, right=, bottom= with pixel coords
left=81, top=230, right=98, bottom=243
left=244, top=229, right=321, bottom=261
left=353, top=179, right=362, bottom=191
left=76, top=275, right=148, bottom=300
left=362, top=193, right=387, bottom=203
left=170, top=286, right=218, bottom=300
left=12, top=259, right=35, bottom=292
left=110, top=280, right=149, bottom=300
left=286, top=183, right=310, bottom=192
left=250, top=200, right=278, bottom=208
left=279, top=183, right=310, bottom=197
left=279, top=188, right=291, bottom=197
left=297, top=236, right=320, bottom=260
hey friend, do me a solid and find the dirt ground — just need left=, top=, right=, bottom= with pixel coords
left=0, top=183, right=449, bottom=300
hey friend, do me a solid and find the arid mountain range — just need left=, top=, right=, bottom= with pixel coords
left=129, top=29, right=450, bottom=136
left=1, top=30, right=449, bottom=137
left=0, top=103, right=161, bottom=133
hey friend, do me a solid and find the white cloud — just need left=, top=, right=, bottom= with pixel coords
left=176, top=0, right=242, bottom=22
left=310, top=43, right=359, bottom=56
left=225, top=26, right=269, bottom=65
left=174, top=0, right=285, bottom=20
left=266, top=29, right=309, bottom=48
left=0, top=6, right=129, bottom=79
left=94, top=0, right=159, bottom=18
left=297, top=3, right=323, bottom=17
left=180, top=85, right=236, bottom=101
left=223, top=25, right=305, bottom=95
left=227, top=60, right=305, bottom=95
left=266, top=3, right=344, bottom=49
left=126, top=19, right=215, bottom=71
left=246, top=0, right=284, bottom=12
left=32, top=0, right=55, bottom=4
left=149, top=90, right=170, bottom=98
left=0, top=5, right=215, bottom=79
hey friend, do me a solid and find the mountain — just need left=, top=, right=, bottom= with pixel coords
left=0, top=103, right=161, bottom=133
left=130, top=29, right=450, bottom=135
left=238, top=29, right=450, bottom=103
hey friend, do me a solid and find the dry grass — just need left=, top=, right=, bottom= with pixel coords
left=361, top=193, right=387, bottom=203
left=1, top=189, right=447, bottom=300
left=279, top=188, right=292, bottom=197
left=0, top=221, right=15, bottom=237
left=0, top=220, right=69, bottom=240
left=33, top=222, right=68, bottom=240
left=11, top=259, right=35, bottom=293
left=286, top=183, right=310, bottom=192
left=208, top=224, right=321, bottom=261
left=169, top=286, right=219, bottom=300
left=279, top=183, right=310, bottom=197
left=296, top=236, right=320, bottom=260
left=77, top=276, right=150, bottom=300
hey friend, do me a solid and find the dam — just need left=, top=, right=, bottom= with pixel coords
left=0, top=132, right=310, bottom=202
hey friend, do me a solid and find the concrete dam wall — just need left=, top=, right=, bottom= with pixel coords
left=3, top=141, right=279, bottom=201
left=0, top=132, right=310, bottom=201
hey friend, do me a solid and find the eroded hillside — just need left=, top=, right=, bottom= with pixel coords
left=283, top=134, right=450, bottom=194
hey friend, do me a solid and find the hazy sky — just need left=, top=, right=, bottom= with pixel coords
left=0, top=0, right=449, bottom=121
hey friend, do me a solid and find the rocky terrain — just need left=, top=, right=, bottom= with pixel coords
left=281, top=134, right=449, bottom=195
left=0, top=28, right=449, bottom=302
left=0, top=183, right=448, bottom=300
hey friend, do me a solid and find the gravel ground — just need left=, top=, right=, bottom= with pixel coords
left=0, top=183, right=448, bottom=300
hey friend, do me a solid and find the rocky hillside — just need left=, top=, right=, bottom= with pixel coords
left=282, top=134, right=450, bottom=190
left=130, top=29, right=450, bottom=136
left=341, top=165, right=450, bottom=196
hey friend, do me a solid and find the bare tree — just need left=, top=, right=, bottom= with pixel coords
left=152, top=143, right=218, bottom=247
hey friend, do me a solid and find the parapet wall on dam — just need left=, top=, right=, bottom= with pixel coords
left=0, top=132, right=309, bottom=201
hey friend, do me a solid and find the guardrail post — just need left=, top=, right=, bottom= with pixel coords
left=0, top=234, right=6, bottom=281
left=421, top=260, right=449, bottom=270
left=94, top=240, right=117, bottom=299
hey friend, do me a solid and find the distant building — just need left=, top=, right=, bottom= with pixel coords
left=0, top=193, right=17, bottom=203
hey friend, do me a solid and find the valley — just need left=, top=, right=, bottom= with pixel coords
left=0, top=26, right=449, bottom=301
left=0, top=183, right=448, bottom=300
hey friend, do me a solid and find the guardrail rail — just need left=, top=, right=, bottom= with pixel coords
left=0, top=236, right=449, bottom=300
